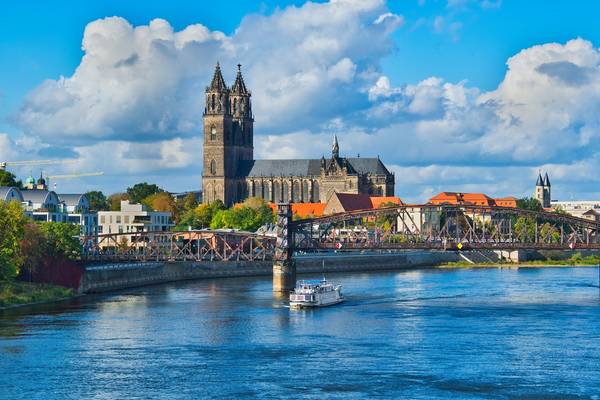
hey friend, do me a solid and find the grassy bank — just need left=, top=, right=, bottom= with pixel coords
left=0, top=281, right=74, bottom=308
left=441, top=254, right=600, bottom=268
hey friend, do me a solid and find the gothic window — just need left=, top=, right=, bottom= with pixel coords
left=313, top=181, right=320, bottom=202
left=292, top=181, right=301, bottom=203
left=273, top=181, right=281, bottom=203
left=282, top=181, right=289, bottom=203
left=210, top=160, right=217, bottom=175
left=211, top=94, right=216, bottom=111
left=233, top=98, right=238, bottom=114
left=256, top=181, right=264, bottom=199
left=210, top=126, right=217, bottom=141
left=302, top=181, right=310, bottom=202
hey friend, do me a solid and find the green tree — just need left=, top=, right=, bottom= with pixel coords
left=38, top=222, right=81, bottom=259
left=108, top=193, right=129, bottom=211
left=209, top=199, right=274, bottom=232
left=0, top=170, right=22, bottom=188
left=174, top=200, right=226, bottom=230
left=85, top=190, right=109, bottom=211
left=20, top=223, right=47, bottom=280
left=514, top=216, right=536, bottom=242
left=517, top=197, right=543, bottom=212
left=0, top=201, right=28, bottom=280
left=126, top=182, right=163, bottom=204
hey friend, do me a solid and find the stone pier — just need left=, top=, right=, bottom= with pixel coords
left=273, top=203, right=296, bottom=292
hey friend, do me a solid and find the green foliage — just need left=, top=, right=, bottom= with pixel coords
left=514, top=216, right=536, bottom=242
left=209, top=198, right=274, bottom=232
left=0, top=201, right=28, bottom=280
left=85, top=190, right=109, bottom=211
left=174, top=200, right=226, bottom=230
left=0, top=170, right=22, bottom=188
left=107, top=193, right=129, bottom=211
left=126, top=182, right=163, bottom=204
left=0, top=281, right=73, bottom=307
left=20, top=223, right=46, bottom=277
left=37, top=222, right=81, bottom=259
left=517, top=197, right=543, bottom=212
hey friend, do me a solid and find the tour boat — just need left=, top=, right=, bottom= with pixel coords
left=289, top=279, right=344, bottom=309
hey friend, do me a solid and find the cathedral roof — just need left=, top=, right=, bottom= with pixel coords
left=231, top=64, right=249, bottom=94
left=240, top=157, right=390, bottom=178
left=536, top=173, right=544, bottom=186
left=208, top=62, right=227, bottom=91
left=544, top=172, right=551, bottom=187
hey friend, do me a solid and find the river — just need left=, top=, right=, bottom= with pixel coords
left=1, top=267, right=600, bottom=399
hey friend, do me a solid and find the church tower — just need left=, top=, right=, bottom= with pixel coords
left=534, top=171, right=551, bottom=208
left=202, top=63, right=254, bottom=206
left=202, top=62, right=233, bottom=205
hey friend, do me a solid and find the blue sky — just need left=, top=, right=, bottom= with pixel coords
left=1, top=0, right=600, bottom=201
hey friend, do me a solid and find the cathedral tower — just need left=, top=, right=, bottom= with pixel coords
left=202, top=63, right=254, bottom=206
left=534, top=171, right=551, bottom=208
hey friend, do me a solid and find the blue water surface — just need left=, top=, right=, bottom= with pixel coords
left=1, top=267, right=600, bottom=399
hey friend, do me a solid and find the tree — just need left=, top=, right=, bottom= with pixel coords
left=175, top=200, right=226, bottom=230
left=209, top=199, right=274, bottom=232
left=85, top=191, right=109, bottom=211
left=126, top=182, right=163, bottom=204
left=0, top=201, right=27, bottom=280
left=0, top=170, right=22, bottom=188
left=517, top=197, right=543, bottom=212
left=20, top=223, right=46, bottom=281
left=38, top=222, right=81, bottom=259
left=108, top=193, right=129, bottom=211
left=143, top=192, right=177, bottom=213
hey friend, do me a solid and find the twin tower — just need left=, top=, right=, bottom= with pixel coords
left=202, top=63, right=254, bottom=205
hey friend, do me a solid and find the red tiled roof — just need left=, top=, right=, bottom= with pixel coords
left=335, top=193, right=373, bottom=211
left=370, top=196, right=403, bottom=208
left=268, top=203, right=325, bottom=218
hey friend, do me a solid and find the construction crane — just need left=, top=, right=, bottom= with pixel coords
left=0, top=159, right=76, bottom=171
left=46, top=172, right=104, bottom=190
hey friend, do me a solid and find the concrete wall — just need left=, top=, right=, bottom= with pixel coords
left=80, top=251, right=461, bottom=293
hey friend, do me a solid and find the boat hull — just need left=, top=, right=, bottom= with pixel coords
left=289, top=297, right=344, bottom=309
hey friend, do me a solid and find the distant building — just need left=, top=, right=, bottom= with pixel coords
left=21, top=189, right=64, bottom=222
left=201, top=63, right=395, bottom=206
left=58, top=194, right=98, bottom=236
left=268, top=202, right=327, bottom=219
left=323, top=193, right=403, bottom=215
left=0, top=186, right=24, bottom=203
left=428, top=192, right=517, bottom=208
left=172, top=190, right=202, bottom=203
left=551, top=200, right=600, bottom=219
left=534, top=171, right=552, bottom=208
left=97, top=201, right=174, bottom=246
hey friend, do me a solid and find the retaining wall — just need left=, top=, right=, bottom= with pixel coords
left=80, top=251, right=461, bottom=293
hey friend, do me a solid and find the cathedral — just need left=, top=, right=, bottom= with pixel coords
left=201, top=63, right=395, bottom=206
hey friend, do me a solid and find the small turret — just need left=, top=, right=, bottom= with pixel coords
left=204, top=62, right=230, bottom=115
left=332, top=135, right=339, bottom=159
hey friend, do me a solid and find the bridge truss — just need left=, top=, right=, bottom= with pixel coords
left=289, top=204, right=600, bottom=251
left=81, top=230, right=276, bottom=262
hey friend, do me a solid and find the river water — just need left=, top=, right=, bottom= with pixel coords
left=1, top=267, right=600, bottom=399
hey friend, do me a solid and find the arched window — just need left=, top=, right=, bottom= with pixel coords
left=302, top=181, right=310, bottom=202
left=313, top=181, right=320, bottom=202
left=233, top=98, right=238, bottom=114
left=282, top=181, right=289, bottom=203
left=256, top=181, right=264, bottom=199
left=292, top=181, right=301, bottom=203
left=273, top=181, right=281, bottom=203
left=210, top=126, right=217, bottom=141
left=210, top=160, right=217, bottom=175
left=211, top=94, right=216, bottom=111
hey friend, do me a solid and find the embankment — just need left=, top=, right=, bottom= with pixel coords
left=81, top=251, right=461, bottom=293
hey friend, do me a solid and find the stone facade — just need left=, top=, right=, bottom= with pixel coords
left=202, top=63, right=395, bottom=206
left=534, top=171, right=551, bottom=208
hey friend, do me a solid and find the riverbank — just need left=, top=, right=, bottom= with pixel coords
left=441, top=254, right=600, bottom=268
left=0, top=281, right=74, bottom=309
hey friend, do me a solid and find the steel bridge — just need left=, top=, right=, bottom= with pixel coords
left=289, top=204, right=600, bottom=251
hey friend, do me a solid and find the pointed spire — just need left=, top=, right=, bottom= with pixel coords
left=332, top=135, right=339, bottom=158
left=208, top=62, right=227, bottom=91
left=536, top=170, right=544, bottom=186
left=231, top=64, right=249, bottom=94
left=544, top=172, right=551, bottom=187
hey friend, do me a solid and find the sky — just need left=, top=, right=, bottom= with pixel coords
left=2, top=0, right=600, bottom=202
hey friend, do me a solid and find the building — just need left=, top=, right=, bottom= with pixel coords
left=0, top=186, right=24, bottom=203
left=323, top=193, right=403, bottom=215
left=535, top=171, right=551, bottom=208
left=551, top=200, right=600, bottom=219
left=21, top=189, right=64, bottom=222
left=268, top=202, right=326, bottom=219
left=201, top=63, right=395, bottom=206
left=98, top=201, right=173, bottom=245
left=58, top=194, right=98, bottom=236
left=428, top=192, right=517, bottom=208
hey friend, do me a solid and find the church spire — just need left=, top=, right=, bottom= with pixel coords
left=536, top=171, right=544, bottom=187
left=544, top=172, right=551, bottom=187
left=231, top=64, right=249, bottom=94
left=209, top=62, right=227, bottom=91
left=332, top=135, right=339, bottom=158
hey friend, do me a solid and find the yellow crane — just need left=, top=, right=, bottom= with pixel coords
left=0, top=159, right=76, bottom=171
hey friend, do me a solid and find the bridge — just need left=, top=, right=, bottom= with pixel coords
left=80, top=203, right=600, bottom=291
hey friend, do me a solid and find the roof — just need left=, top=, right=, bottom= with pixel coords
left=544, top=172, right=551, bottom=187
left=240, top=157, right=389, bottom=178
left=21, top=189, right=57, bottom=205
left=208, top=62, right=227, bottom=91
left=429, top=192, right=517, bottom=207
left=231, top=64, right=249, bottom=94
left=58, top=194, right=86, bottom=207
left=333, top=193, right=373, bottom=211
left=370, top=196, right=402, bottom=208
left=268, top=202, right=326, bottom=218
left=536, top=173, right=544, bottom=186
left=0, top=186, right=23, bottom=202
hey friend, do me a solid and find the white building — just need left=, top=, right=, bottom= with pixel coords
left=0, top=186, right=24, bottom=203
left=58, top=194, right=98, bottom=236
left=21, top=189, right=64, bottom=222
left=551, top=200, right=600, bottom=220
left=97, top=201, right=173, bottom=245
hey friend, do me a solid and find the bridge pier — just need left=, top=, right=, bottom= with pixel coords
left=273, top=203, right=296, bottom=292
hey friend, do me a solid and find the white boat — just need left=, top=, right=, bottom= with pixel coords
left=289, top=279, right=344, bottom=309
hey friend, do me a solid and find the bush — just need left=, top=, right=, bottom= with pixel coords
left=0, top=201, right=28, bottom=280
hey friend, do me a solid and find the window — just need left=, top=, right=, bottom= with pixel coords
left=124, top=215, right=129, bottom=223
left=100, top=215, right=105, bottom=224
left=210, top=126, right=217, bottom=141
left=210, top=160, right=217, bottom=175
left=116, top=216, right=121, bottom=224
